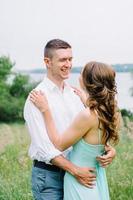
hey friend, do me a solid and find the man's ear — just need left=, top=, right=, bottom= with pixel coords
left=44, top=57, right=51, bottom=68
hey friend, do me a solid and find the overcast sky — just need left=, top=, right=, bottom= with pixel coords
left=0, top=0, right=133, bottom=70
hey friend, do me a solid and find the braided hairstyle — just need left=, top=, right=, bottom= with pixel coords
left=82, top=61, right=119, bottom=145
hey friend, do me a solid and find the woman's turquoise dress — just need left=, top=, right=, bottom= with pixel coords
left=64, top=134, right=110, bottom=200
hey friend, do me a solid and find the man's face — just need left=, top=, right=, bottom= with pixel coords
left=45, top=48, right=73, bottom=81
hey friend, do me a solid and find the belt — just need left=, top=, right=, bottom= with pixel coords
left=33, top=160, right=62, bottom=172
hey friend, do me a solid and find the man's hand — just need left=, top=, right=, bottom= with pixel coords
left=96, top=145, right=116, bottom=167
left=51, top=155, right=96, bottom=188
left=73, top=166, right=96, bottom=188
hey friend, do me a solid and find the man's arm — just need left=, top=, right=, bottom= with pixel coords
left=51, top=155, right=96, bottom=188
left=24, top=98, right=62, bottom=163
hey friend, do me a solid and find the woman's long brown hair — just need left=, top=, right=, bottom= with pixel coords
left=82, top=61, right=119, bottom=145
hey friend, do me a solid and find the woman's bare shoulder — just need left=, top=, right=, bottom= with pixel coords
left=77, top=107, right=95, bottom=124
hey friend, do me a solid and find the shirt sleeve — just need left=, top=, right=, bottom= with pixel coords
left=23, top=97, right=62, bottom=164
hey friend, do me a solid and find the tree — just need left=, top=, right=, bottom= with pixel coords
left=0, top=56, right=14, bottom=81
left=0, top=56, right=36, bottom=122
left=10, top=74, right=35, bottom=98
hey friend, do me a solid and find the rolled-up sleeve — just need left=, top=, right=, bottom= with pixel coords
left=23, top=98, right=62, bottom=164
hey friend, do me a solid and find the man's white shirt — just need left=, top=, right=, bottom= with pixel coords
left=24, top=77, right=84, bottom=164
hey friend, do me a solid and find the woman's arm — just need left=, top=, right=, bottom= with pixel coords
left=30, top=90, right=93, bottom=151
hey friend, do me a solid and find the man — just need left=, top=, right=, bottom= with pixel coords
left=24, top=39, right=115, bottom=200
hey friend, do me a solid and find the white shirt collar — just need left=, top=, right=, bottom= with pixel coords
left=42, top=76, right=71, bottom=92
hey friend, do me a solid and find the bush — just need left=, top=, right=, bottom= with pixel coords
left=10, top=74, right=34, bottom=98
left=121, top=109, right=133, bottom=121
left=0, top=56, right=14, bottom=80
left=0, top=56, right=37, bottom=122
left=0, top=95, right=25, bottom=122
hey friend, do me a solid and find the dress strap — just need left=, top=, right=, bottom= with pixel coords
left=98, top=128, right=102, bottom=144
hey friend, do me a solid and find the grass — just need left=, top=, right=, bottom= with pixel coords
left=107, top=128, right=133, bottom=200
left=0, top=123, right=133, bottom=200
left=0, top=123, right=32, bottom=200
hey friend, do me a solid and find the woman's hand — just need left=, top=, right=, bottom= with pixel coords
left=72, top=87, right=88, bottom=106
left=29, top=90, right=49, bottom=112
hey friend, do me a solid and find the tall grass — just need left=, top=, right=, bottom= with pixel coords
left=107, top=128, right=133, bottom=200
left=0, top=123, right=133, bottom=200
left=0, top=123, right=32, bottom=200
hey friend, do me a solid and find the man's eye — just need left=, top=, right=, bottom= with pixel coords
left=60, top=59, right=65, bottom=62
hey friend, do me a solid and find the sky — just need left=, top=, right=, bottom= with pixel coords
left=0, top=0, right=133, bottom=70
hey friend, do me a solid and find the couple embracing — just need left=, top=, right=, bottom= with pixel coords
left=24, top=39, right=120, bottom=200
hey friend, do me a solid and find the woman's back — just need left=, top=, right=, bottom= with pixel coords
left=64, top=136, right=110, bottom=200
left=63, top=108, right=110, bottom=200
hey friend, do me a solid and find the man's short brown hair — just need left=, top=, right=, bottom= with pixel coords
left=44, top=39, right=71, bottom=58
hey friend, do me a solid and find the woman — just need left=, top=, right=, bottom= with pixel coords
left=30, top=61, right=120, bottom=200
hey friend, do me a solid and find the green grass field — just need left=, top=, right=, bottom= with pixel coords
left=0, top=123, right=133, bottom=200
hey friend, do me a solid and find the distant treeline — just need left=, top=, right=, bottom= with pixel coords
left=24, top=64, right=133, bottom=74
left=112, top=64, right=133, bottom=72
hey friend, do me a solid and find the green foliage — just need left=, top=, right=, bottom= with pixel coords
left=121, top=109, right=133, bottom=121
left=0, top=56, right=14, bottom=80
left=0, top=96, right=25, bottom=122
left=0, top=81, right=10, bottom=94
left=10, top=74, right=34, bottom=98
left=0, top=56, right=36, bottom=122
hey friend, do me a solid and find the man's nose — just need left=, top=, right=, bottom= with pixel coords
left=65, top=59, right=72, bottom=68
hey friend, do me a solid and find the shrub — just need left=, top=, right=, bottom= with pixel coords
left=0, top=56, right=37, bottom=122
left=121, top=109, right=133, bottom=121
